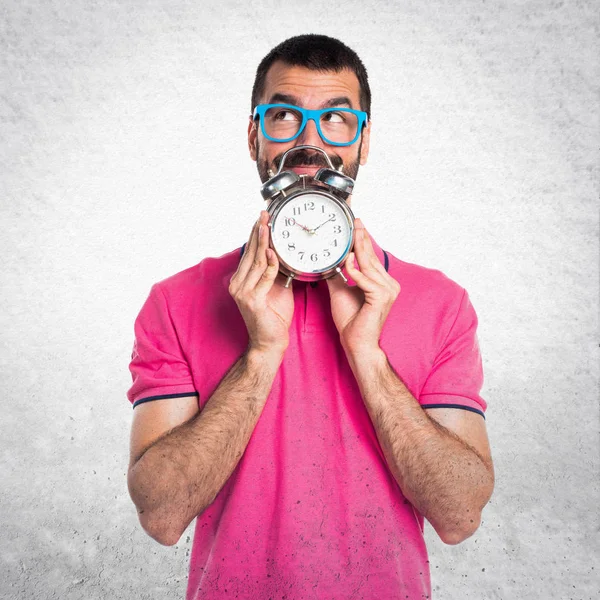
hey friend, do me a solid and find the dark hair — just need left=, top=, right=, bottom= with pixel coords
left=251, top=34, right=371, bottom=117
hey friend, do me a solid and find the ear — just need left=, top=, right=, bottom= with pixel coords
left=248, top=116, right=258, bottom=161
left=359, top=120, right=371, bottom=166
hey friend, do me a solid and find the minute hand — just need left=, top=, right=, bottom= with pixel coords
left=311, top=216, right=335, bottom=234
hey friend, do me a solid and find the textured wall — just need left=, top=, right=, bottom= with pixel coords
left=1, top=1, right=598, bottom=598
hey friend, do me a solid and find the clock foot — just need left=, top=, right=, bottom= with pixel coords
left=335, top=267, right=348, bottom=285
left=284, top=274, right=295, bottom=288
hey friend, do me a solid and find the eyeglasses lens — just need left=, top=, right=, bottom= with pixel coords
left=263, top=107, right=359, bottom=144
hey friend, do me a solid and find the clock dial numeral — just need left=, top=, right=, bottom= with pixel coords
left=275, top=195, right=350, bottom=274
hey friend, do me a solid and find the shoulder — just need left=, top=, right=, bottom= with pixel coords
left=153, top=246, right=243, bottom=301
left=384, top=250, right=465, bottom=304
left=379, top=250, right=482, bottom=377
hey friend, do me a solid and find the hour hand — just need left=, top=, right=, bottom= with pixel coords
left=295, top=221, right=312, bottom=233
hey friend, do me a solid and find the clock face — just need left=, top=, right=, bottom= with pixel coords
left=271, top=191, right=353, bottom=274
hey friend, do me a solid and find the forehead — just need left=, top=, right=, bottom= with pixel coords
left=260, top=61, right=361, bottom=107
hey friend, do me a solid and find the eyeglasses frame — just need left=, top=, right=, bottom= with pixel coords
left=252, top=103, right=369, bottom=147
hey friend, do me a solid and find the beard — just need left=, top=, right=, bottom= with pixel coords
left=256, top=139, right=363, bottom=183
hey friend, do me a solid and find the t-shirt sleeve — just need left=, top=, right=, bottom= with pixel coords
left=127, top=283, right=198, bottom=408
left=419, top=288, right=487, bottom=417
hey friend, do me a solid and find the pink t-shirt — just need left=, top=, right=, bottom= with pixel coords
left=128, top=235, right=486, bottom=600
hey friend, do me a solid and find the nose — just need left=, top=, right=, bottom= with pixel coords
left=296, top=118, right=324, bottom=148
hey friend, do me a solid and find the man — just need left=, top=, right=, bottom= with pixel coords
left=126, top=34, right=494, bottom=599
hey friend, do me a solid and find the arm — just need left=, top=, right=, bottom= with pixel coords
left=326, top=219, right=494, bottom=544
left=128, top=347, right=284, bottom=546
left=344, top=348, right=494, bottom=545
left=127, top=210, right=294, bottom=546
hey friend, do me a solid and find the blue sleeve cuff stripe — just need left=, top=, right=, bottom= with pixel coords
left=132, top=391, right=199, bottom=409
left=421, top=403, right=485, bottom=419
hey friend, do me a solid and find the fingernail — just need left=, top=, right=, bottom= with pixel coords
left=259, top=224, right=263, bottom=235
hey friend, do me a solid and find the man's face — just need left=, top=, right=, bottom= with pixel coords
left=248, top=61, right=371, bottom=190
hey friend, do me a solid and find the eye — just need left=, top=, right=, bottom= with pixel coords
left=273, top=109, right=301, bottom=122
left=321, top=111, right=346, bottom=123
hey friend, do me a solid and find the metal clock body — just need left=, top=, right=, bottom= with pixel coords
left=261, top=145, right=356, bottom=287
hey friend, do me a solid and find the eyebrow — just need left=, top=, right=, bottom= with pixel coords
left=267, top=93, right=354, bottom=109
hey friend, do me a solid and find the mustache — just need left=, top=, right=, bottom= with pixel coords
left=274, top=149, right=342, bottom=171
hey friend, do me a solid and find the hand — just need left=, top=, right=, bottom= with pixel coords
left=311, top=216, right=335, bottom=234
left=229, top=211, right=294, bottom=356
left=326, top=218, right=401, bottom=357
left=294, top=221, right=312, bottom=233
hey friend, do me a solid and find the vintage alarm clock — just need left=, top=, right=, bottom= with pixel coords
left=261, top=145, right=356, bottom=288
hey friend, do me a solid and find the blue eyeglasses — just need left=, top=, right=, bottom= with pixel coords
left=253, top=103, right=368, bottom=147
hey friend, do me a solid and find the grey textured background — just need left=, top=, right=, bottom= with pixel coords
left=1, top=1, right=598, bottom=598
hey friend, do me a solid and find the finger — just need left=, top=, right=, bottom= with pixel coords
left=254, top=247, right=281, bottom=296
left=354, top=225, right=401, bottom=297
left=353, top=227, right=388, bottom=284
left=355, top=219, right=386, bottom=273
left=233, top=211, right=268, bottom=285
left=348, top=238, right=401, bottom=302
left=353, top=238, right=399, bottom=302
left=231, top=219, right=259, bottom=282
left=345, top=251, right=379, bottom=293
left=241, top=214, right=273, bottom=290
